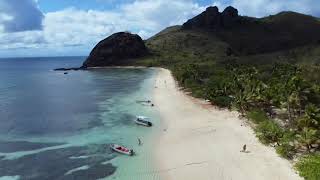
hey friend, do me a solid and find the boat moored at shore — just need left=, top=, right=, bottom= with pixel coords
left=110, top=144, right=134, bottom=156
left=135, top=116, right=153, bottom=127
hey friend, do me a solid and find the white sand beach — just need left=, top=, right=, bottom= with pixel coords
left=153, top=68, right=302, bottom=180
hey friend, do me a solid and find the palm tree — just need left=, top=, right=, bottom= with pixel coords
left=268, top=63, right=308, bottom=122
left=296, top=127, right=318, bottom=152
left=298, top=104, right=320, bottom=129
left=233, top=90, right=247, bottom=115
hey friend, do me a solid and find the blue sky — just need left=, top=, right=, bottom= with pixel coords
left=0, top=0, right=319, bottom=58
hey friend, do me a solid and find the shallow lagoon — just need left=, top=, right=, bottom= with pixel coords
left=0, top=57, right=160, bottom=180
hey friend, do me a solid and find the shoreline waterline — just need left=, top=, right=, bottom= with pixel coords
left=104, top=68, right=162, bottom=180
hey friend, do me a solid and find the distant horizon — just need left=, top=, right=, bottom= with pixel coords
left=0, top=55, right=88, bottom=59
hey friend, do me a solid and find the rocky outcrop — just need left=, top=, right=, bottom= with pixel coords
left=82, top=32, right=148, bottom=67
left=183, top=6, right=240, bottom=30
left=221, top=6, right=239, bottom=28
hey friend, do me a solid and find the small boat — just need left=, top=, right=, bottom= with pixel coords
left=110, top=144, right=134, bottom=156
left=135, top=116, right=153, bottom=127
left=136, top=100, right=151, bottom=103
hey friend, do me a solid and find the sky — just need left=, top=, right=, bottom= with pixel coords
left=0, top=0, right=319, bottom=58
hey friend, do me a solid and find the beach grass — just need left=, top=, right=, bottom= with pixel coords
left=295, top=154, right=320, bottom=180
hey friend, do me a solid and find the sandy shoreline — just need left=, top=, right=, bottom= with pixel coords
left=153, top=68, right=302, bottom=180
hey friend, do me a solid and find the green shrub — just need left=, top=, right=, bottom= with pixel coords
left=276, top=143, right=295, bottom=159
left=279, top=130, right=296, bottom=143
left=247, top=109, right=269, bottom=124
left=255, top=120, right=284, bottom=144
left=276, top=130, right=296, bottom=159
left=191, top=88, right=206, bottom=99
left=295, top=154, right=320, bottom=180
left=212, top=96, right=233, bottom=108
left=184, top=78, right=198, bottom=89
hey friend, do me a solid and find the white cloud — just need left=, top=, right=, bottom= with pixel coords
left=0, top=31, right=44, bottom=49
left=0, top=0, right=206, bottom=57
left=0, top=0, right=43, bottom=32
left=121, top=0, right=205, bottom=33
left=43, top=8, right=124, bottom=47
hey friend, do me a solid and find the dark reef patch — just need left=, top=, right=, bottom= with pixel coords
left=103, top=113, right=137, bottom=127
left=0, top=141, right=64, bottom=153
left=0, top=144, right=116, bottom=180
left=63, top=163, right=115, bottom=180
left=87, top=119, right=105, bottom=129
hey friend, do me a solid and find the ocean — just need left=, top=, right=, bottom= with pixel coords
left=0, top=57, right=160, bottom=180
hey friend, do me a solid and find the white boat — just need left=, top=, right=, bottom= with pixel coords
left=135, top=116, right=153, bottom=127
left=110, top=144, right=134, bottom=156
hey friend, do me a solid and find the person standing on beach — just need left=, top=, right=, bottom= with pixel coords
left=240, top=144, right=247, bottom=152
left=138, top=138, right=142, bottom=146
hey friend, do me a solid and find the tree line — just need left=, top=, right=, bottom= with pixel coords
left=172, top=62, right=320, bottom=179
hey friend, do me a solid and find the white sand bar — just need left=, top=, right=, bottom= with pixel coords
left=153, top=68, right=302, bottom=180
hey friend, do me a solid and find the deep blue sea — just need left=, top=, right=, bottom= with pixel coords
left=0, top=57, right=160, bottom=180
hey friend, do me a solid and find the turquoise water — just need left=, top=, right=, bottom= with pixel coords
left=0, top=57, right=161, bottom=180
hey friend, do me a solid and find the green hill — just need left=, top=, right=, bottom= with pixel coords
left=142, top=7, right=320, bottom=66
left=145, top=26, right=230, bottom=65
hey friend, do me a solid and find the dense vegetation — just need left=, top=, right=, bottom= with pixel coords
left=169, top=62, right=320, bottom=179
